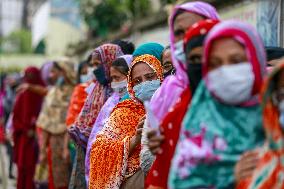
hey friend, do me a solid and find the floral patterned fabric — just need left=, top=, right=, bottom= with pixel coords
left=169, top=81, right=265, bottom=188
left=89, top=99, right=145, bottom=188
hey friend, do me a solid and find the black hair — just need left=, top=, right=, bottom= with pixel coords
left=111, top=57, right=129, bottom=76
left=266, top=46, right=284, bottom=62
left=161, top=45, right=171, bottom=64
left=185, top=35, right=206, bottom=55
left=173, top=9, right=186, bottom=23
left=77, top=60, right=88, bottom=84
left=87, top=54, right=92, bottom=65
left=112, top=39, right=135, bottom=54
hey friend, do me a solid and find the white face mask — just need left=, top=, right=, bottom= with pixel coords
left=206, top=63, right=255, bottom=105
left=174, top=40, right=186, bottom=64
left=87, top=67, right=96, bottom=81
left=111, top=79, right=127, bottom=97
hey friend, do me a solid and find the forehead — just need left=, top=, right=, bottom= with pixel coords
left=174, top=12, right=204, bottom=29
left=131, top=62, right=154, bottom=77
left=187, top=46, right=203, bottom=56
left=210, top=38, right=245, bottom=55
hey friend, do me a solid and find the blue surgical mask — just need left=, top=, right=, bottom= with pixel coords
left=56, top=76, right=65, bottom=86
left=278, top=100, right=284, bottom=129
left=80, top=74, right=90, bottom=83
left=133, top=80, right=160, bottom=102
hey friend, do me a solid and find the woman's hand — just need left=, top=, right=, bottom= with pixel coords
left=147, top=128, right=165, bottom=155
left=16, top=83, right=30, bottom=93
left=130, top=115, right=146, bottom=153
left=234, top=150, right=259, bottom=183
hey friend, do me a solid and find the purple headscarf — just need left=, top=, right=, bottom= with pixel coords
left=85, top=55, right=133, bottom=184
left=40, top=61, right=54, bottom=85
left=150, top=1, right=220, bottom=122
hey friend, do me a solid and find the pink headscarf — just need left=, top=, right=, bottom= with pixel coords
left=203, top=20, right=267, bottom=98
left=150, top=1, right=220, bottom=122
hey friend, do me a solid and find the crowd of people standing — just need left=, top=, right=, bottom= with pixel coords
left=0, top=1, right=284, bottom=189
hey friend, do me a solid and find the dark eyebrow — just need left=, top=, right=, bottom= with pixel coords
left=163, top=61, right=172, bottom=66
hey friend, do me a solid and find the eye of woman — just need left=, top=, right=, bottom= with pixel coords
left=110, top=76, right=119, bottom=82
left=229, top=54, right=247, bottom=65
left=174, top=29, right=185, bottom=38
left=163, top=62, right=173, bottom=70
left=187, top=55, right=202, bottom=65
left=208, top=58, right=222, bottom=70
left=132, top=77, right=142, bottom=86
left=145, top=73, right=156, bottom=81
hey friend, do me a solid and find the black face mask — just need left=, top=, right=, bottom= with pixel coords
left=163, top=68, right=176, bottom=78
left=93, top=65, right=108, bottom=86
left=187, top=64, right=202, bottom=95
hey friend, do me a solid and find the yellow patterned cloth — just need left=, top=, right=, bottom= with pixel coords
left=88, top=54, right=163, bottom=189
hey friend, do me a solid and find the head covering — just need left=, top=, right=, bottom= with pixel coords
left=40, top=61, right=54, bottom=85
left=120, top=54, right=133, bottom=66
left=24, top=66, right=45, bottom=86
left=127, top=54, right=164, bottom=101
left=133, top=43, right=164, bottom=62
left=203, top=20, right=267, bottom=96
left=88, top=54, right=163, bottom=189
left=77, top=60, right=88, bottom=83
left=145, top=19, right=219, bottom=189
left=13, top=67, right=45, bottom=168
left=37, top=59, right=76, bottom=134
left=68, top=44, right=123, bottom=147
left=237, top=63, right=284, bottom=189
left=55, top=57, right=77, bottom=86
left=169, top=21, right=266, bottom=188
left=85, top=54, right=133, bottom=184
left=184, top=19, right=219, bottom=53
left=150, top=2, right=220, bottom=123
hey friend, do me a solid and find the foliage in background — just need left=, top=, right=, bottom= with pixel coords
left=78, top=0, right=152, bottom=37
left=1, top=29, right=32, bottom=54
left=0, top=66, right=22, bottom=74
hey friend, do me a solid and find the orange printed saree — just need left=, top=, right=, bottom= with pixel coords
left=88, top=54, right=163, bottom=189
left=237, top=63, right=284, bottom=189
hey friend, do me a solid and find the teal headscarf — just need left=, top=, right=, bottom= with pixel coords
left=168, top=81, right=265, bottom=188
left=133, top=42, right=164, bottom=62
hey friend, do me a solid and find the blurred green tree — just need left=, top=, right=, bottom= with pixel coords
left=78, top=0, right=152, bottom=37
left=2, top=29, right=32, bottom=54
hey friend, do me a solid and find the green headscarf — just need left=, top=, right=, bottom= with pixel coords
left=133, top=42, right=164, bottom=62
left=169, top=81, right=265, bottom=188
